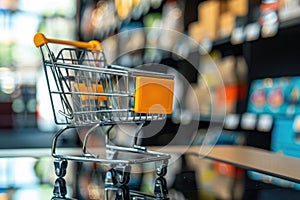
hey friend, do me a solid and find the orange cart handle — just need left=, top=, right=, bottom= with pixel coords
left=33, top=32, right=102, bottom=51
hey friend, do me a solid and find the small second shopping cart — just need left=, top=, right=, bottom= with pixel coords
left=34, top=33, right=174, bottom=199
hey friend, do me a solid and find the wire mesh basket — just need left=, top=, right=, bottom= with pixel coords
left=34, top=33, right=174, bottom=126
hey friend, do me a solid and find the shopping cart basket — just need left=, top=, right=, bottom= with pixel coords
left=34, top=33, right=174, bottom=199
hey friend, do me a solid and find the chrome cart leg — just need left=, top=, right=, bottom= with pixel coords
left=132, top=123, right=146, bottom=151
left=82, top=124, right=100, bottom=157
left=51, top=127, right=74, bottom=199
left=52, top=126, right=75, bottom=158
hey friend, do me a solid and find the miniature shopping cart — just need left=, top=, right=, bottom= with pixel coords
left=34, top=33, right=174, bottom=199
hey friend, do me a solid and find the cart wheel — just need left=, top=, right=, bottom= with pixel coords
left=154, top=176, right=168, bottom=198
left=117, top=171, right=130, bottom=185
left=116, top=165, right=131, bottom=185
left=53, top=178, right=67, bottom=198
left=105, top=168, right=118, bottom=185
left=115, top=185, right=130, bottom=200
left=156, top=166, right=167, bottom=177
left=54, top=160, right=68, bottom=178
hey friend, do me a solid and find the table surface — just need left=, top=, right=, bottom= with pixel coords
left=150, top=145, right=300, bottom=184
left=1, top=145, right=300, bottom=184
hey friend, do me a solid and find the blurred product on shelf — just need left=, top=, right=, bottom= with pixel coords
left=0, top=102, right=13, bottom=129
left=228, top=0, right=249, bottom=16
left=0, top=68, right=37, bottom=129
left=219, top=11, right=236, bottom=39
left=185, top=55, right=248, bottom=116
left=259, top=0, right=280, bottom=38
left=117, top=22, right=145, bottom=66
left=249, top=77, right=300, bottom=116
left=0, top=0, right=76, bottom=131
left=279, top=0, right=300, bottom=21
left=272, top=117, right=300, bottom=158
left=79, top=0, right=164, bottom=41
left=188, top=0, right=220, bottom=51
left=187, top=0, right=300, bottom=50
left=198, top=0, right=221, bottom=41
left=85, top=1, right=121, bottom=40
left=115, top=0, right=134, bottom=20
left=189, top=0, right=249, bottom=50
left=159, top=1, right=184, bottom=51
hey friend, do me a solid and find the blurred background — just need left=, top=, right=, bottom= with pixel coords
left=1, top=0, right=300, bottom=199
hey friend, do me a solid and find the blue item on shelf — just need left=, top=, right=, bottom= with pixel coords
left=247, top=77, right=300, bottom=116
left=248, top=116, right=300, bottom=189
left=271, top=117, right=300, bottom=158
left=247, top=76, right=300, bottom=189
left=248, top=77, right=291, bottom=116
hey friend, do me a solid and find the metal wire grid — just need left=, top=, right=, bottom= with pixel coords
left=40, top=45, right=167, bottom=126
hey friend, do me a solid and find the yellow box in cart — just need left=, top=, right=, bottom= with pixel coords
left=135, top=76, right=174, bottom=114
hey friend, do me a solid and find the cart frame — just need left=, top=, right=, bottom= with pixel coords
left=34, top=33, right=174, bottom=199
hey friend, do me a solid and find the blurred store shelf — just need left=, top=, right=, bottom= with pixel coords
left=0, top=128, right=78, bottom=149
